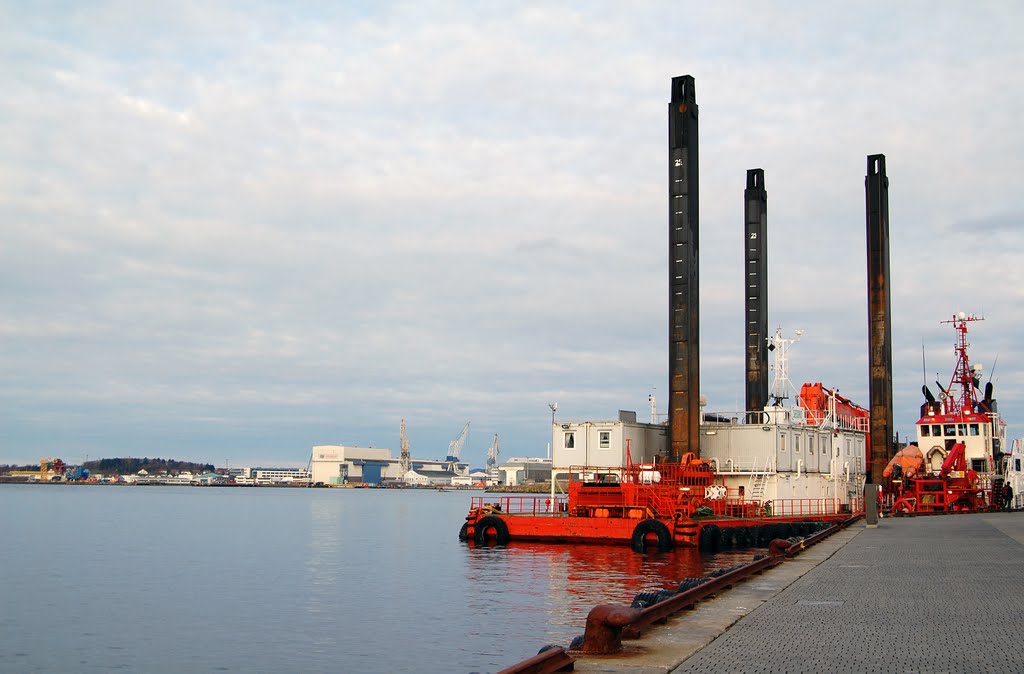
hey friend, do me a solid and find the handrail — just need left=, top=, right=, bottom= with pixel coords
left=471, top=494, right=862, bottom=518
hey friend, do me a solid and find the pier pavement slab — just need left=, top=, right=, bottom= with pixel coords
left=571, top=514, right=1024, bottom=674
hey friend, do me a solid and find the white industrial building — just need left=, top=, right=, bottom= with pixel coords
left=494, top=458, right=553, bottom=486
left=310, top=445, right=467, bottom=486
left=228, top=467, right=312, bottom=485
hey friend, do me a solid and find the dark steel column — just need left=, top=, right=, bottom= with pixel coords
left=668, top=75, right=699, bottom=459
left=865, top=154, right=893, bottom=484
left=744, top=169, right=768, bottom=420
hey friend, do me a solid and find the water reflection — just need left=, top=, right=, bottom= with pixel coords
left=306, top=492, right=344, bottom=658
left=2, top=486, right=764, bottom=673
left=465, top=539, right=757, bottom=646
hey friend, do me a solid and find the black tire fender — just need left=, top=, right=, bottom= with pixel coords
left=698, top=523, right=721, bottom=553
left=474, top=515, right=510, bottom=545
left=631, top=519, right=673, bottom=553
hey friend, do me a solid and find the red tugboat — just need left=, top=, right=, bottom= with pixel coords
left=887, top=313, right=1007, bottom=514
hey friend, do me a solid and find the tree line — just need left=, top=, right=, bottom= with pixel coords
left=1, top=457, right=216, bottom=476
left=84, top=457, right=216, bottom=475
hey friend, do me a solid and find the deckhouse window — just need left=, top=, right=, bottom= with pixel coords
left=969, top=424, right=980, bottom=436
left=957, top=423, right=967, bottom=436
left=921, top=426, right=931, bottom=437
left=795, top=436, right=801, bottom=453
left=564, top=432, right=575, bottom=449
left=931, top=425, right=941, bottom=436
left=943, top=424, right=956, bottom=437
left=780, top=435, right=787, bottom=452
left=599, top=431, right=611, bottom=449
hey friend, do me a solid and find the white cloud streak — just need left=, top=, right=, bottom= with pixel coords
left=2, top=2, right=1023, bottom=466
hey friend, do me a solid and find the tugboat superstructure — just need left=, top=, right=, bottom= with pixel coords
left=916, top=313, right=1007, bottom=476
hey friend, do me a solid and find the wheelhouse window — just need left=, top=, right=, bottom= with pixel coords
left=969, top=424, right=980, bottom=436
left=564, top=432, right=575, bottom=449
left=957, top=423, right=967, bottom=436
left=599, top=431, right=611, bottom=449
left=943, top=424, right=956, bottom=437
left=931, top=425, right=941, bottom=436
left=921, top=425, right=931, bottom=437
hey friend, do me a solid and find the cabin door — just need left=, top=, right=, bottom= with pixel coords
left=776, top=431, right=792, bottom=472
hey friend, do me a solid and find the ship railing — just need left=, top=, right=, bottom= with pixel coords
left=713, top=456, right=771, bottom=474
left=562, top=465, right=629, bottom=484
left=761, top=497, right=863, bottom=517
left=685, top=493, right=862, bottom=518
left=470, top=494, right=568, bottom=515
left=563, top=462, right=719, bottom=489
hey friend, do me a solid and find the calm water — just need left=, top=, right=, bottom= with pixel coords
left=0, top=485, right=755, bottom=673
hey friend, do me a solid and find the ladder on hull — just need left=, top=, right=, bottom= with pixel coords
left=749, top=455, right=773, bottom=502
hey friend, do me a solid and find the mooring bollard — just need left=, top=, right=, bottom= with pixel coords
left=579, top=604, right=642, bottom=654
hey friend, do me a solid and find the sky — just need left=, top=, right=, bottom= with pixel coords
left=3, top=2, right=1024, bottom=469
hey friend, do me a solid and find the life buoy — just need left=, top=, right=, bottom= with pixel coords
left=631, top=519, right=673, bottom=553
left=474, top=515, right=510, bottom=545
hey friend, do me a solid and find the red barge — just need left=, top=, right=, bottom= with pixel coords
left=461, top=326, right=869, bottom=551
left=462, top=448, right=854, bottom=552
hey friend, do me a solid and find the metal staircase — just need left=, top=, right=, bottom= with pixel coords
left=749, top=455, right=773, bottom=501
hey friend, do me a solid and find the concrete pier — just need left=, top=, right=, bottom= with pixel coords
left=571, top=514, right=1024, bottom=673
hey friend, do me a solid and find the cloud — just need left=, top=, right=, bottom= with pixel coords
left=2, top=2, right=1023, bottom=467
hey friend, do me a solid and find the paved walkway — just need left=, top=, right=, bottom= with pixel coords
left=573, top=513, right=1024, bottom=674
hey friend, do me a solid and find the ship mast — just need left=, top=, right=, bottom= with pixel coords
left=768, top=327, right=803, bottom=406
left=940, top=312, right=983, bottom=416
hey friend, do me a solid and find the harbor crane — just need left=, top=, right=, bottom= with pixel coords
left=399, top=418, right=411, bottom=473
left=445, top=422, right=470, bottom=473
left=486, top=434, right=500, bottom=484
left=486, top=434, right=500, bottom=469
